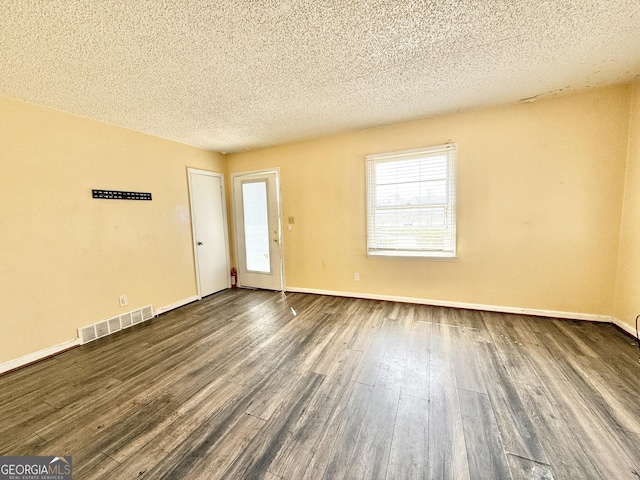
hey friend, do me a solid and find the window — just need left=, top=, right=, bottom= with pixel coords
left=366, top=143, right=456, bottom=258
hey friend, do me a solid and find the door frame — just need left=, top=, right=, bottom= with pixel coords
left=231, top=168, right=285, bottom=291
left=187, top=168, right=231, bottom=299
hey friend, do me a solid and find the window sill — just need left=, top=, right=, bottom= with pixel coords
left=367, top=250, right=457, bottom=260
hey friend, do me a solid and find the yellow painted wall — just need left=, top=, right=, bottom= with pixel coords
left=228, top=85, right=631, bottom=316
left=0, top=95, right=225, bottom=364
left=614, top=81, right=640, bottom=331
left=1, top=83, right=635, bottom=366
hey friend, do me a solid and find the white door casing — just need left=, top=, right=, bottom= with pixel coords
left=188, top=169, right=230, bottom=297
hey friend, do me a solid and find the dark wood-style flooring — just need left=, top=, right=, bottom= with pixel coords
left=1, top=289, right=640, bottom=479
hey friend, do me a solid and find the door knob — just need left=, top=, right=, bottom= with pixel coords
left=197, top=241, right=204, bottom=246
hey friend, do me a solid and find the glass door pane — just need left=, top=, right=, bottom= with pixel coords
left=242, top=180, right=271, bottom=273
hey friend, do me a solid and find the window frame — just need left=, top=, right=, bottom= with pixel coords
left=365, top=143, right=457, bottom=259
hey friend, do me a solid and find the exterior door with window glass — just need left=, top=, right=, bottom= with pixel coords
left=232, top=170, right=283, bottom=290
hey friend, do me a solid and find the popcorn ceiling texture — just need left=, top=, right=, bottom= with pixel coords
left=1, top=1, right=639, bottom=152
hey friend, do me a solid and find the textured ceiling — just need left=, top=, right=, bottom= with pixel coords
left=1, top=1, right=640, bottom=153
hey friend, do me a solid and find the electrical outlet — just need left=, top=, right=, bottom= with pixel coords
left=119, top=294, right=128, bottom=307
left=354, top=272, right=360, bottom=281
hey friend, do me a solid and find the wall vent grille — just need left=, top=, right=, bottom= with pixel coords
left=131, top=310, right=143, bottom=325
left=120, top=313, right=132, bottom=328
left=78, top=305, right=154, bottom=344
left=108, top=317, right=120, bottom=332
left=95, top=320, right=109, bottom=338
left=142, top=306, right=154, bottom=321
left=79, top=326, right=96, bottom=343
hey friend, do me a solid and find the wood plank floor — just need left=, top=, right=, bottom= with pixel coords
left=1, top=289, right=640, bottom=479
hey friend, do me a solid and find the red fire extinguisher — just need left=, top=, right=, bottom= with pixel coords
left=231, top=267, right=237, bottom=289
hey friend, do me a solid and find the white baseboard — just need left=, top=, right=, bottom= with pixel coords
left=285, top=286, right=614, bottom=323
left=611, top=316, right=639, bottom=338
left=3, top=291, right=629, bottom=376
left=0, top=338, right=81, bottom=375
left=1, top=295, right=199, bottom=375
left=155, top=295, right=200, bottom=316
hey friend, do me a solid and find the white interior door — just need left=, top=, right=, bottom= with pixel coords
left=233, top=170, right=283, bottom=290
left=188, top=169, right=230, bottom=297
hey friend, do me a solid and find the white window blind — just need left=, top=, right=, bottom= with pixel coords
left=366, top=143, right=456, bottom=258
